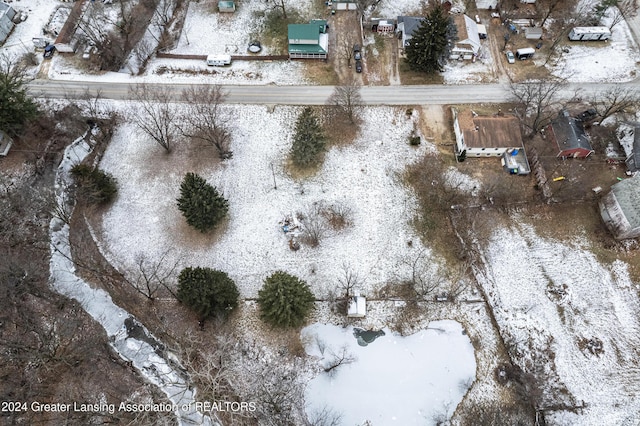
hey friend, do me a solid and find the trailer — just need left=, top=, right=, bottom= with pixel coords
left=568, top=26, right=611, bottom=41
left=516, top=47, right=535, bottom=60
left=206, top=54, right=231, bottom=66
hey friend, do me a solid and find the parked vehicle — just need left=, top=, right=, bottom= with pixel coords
left=43, top=45, right=56, bottom=59
left=206, top=54, right=232, bottom=66
left=82, top=45, right=96, bottom=60
left=355, top=60, right=362, bottom=73
left=516, top=47, right=535, bottom=60
left=505, top=50, right=515, bottom=64
left=353, top=43, right=361, bottom=60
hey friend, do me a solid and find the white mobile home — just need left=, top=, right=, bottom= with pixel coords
left=568, top=26, right=611, bottom=41
left=206, top=54, right=231, bottom=66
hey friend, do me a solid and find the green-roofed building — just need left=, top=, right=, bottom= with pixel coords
left=218, top=0, right=235, bottom=12
left=600, top=175, right=640, bottom=240
left=288, top=22, right=329, bottom=59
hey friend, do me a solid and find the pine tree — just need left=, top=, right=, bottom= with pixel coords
left=177, top=267, right=239, bottom=321
left=404, top=5, right=455, bottom=74
left=71, top=164, right=118, bottom=204
left=257, top=271, right=315, bottom=328
left=0, top=58, right=39, bottom=136
left=176, top=172, right=229, bottom=233
left=291, top=107, right=326, bottom=167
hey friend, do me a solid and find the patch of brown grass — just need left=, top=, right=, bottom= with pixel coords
left=398, top=60, right=445, bottom=85
left=302, top=61, right=339, bottom=85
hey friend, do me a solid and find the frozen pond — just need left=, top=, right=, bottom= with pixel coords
left=302, top=321, right=476, bottom=425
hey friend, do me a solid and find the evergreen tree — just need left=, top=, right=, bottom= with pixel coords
left=71, top=164, right=118, bottom=204
left=291, top=107, right=326, bottom=167
left=0, top=57, right=39, bottom=136
left=257, top=271, right=315, bottom=328
left=177, top=267, right=239, bottom=320
left=176, top=172, right=229, bottom=233
left=404, top=5, right=455, bottom=74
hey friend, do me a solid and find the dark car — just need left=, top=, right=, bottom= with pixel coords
left=578, top=108, right=598, bottom=122
left=355, top=60, right=362, bottom=73
left=43, top=45, right=56, bottom=59
left=353, top=43, right=361, bottom=61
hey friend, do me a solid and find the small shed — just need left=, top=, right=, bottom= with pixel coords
left=347, top=293, right=366, bottom=318
left=524, top=27, right=543, bottom=40
left=218, top=0, right=235, bottom=12
left=600, top=175, right=640, bottom=240
left=0, top=130, right=13, bottom=156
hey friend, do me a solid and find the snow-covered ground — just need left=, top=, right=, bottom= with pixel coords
left=97, top=106, right=439, bottom=299
left=302, top=321, right=476, bottom=425
left=476, top=219, right=640, bottom=425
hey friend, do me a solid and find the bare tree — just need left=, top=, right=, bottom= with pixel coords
left=126, top=250, right=180, bottom=300
left=129, top=84, right=179, bottom=152
left=606, top=5, right=626, bottom=30
left=322, top=345, right=356, bottom=376
left=510, top=79, right=566, bottom=138
left=271, top=0, right=288, bottom=19
left=590, top=85, right=640, bottom=122
left=240, top=346, right=308, bottom=426
left=340, top=38, right=354, bottom=67
left=327, top=80, right=364, bottom=125
left=337, top=262, right=361, bottom=299
left=538, top=0, right=575, bottom=27
left=299, top=203, right=328, bottom=247
left=306, top=405, right=343, bottom=426
left=179, top=85, right=233, bottom=159
left=402, top=249, right=441, bottom=299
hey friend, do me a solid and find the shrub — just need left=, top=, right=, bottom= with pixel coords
left=257, top=271, right=315, bottom=328
left=409, top=135, right=421, bottom=146
left=176, top=172, right=228, bottom=233
left=177, top=267, right=239, bottom=321
left=70, top=164, right=118, bottom=204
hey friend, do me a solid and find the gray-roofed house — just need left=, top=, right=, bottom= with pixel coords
left=288, top=20, right=328, bottom=59
left=0, top=2, right=16, bottom=45
left=547, top=109, right=594, bottom=158
left=600, top=175, right=640, bottom=239
left=397, top=16, right=425, bottom=48
left=450, top=14, right=481, bottom=60
left=625, top=126, right=640, bottom=173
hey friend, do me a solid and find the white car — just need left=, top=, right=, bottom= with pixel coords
left=505, top=50, right=515, bottom=64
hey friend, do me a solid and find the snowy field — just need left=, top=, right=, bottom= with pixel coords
left=97, top=105, right=440, bottom=299
left=476, top=220, right=640, bottom=425
left=302, top=321, right=476, bottom=425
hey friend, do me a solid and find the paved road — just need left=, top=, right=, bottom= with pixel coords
left=26, top=78, right=633, bottom=105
